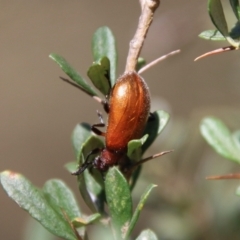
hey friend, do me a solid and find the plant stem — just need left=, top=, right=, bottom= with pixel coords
left=138, top=49, right=180, bottom=74
left=125, top=0, right=160, bottom=73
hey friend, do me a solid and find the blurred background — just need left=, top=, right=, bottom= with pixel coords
left=1, top=0, right=240, bottom=239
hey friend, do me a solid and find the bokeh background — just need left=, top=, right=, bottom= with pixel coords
left=1, top=1, right=240, bottom=239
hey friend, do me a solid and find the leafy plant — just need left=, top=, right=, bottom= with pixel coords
left=196, top=0, right=240, bottom=60
left=0, top=1, right=172, bottom=239
left=198, top=1, right=240, bottom=183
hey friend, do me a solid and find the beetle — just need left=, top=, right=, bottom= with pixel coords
left=72, top=71, right=151, bottom=175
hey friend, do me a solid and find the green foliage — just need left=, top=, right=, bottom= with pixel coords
left=136, top=229, right=158, bottom=240
left=105, top=167, right=133, bottom=238
left=136, top=57, right=147, bottom=71
left=208, top=0, right=228, bottom=37
left=0, top=171, right=80, bottom=240
left=199, top=0, right=240, bottom=48
left=87, top=57, right=111, bottom=97
left=92, top=26, right=117, bottom=87
left=199, top=29, right=225, bottom=40
left=3, top=1, right=240, bottom=239
left=142, top=110, right=170, bottom=153
left=24, top=219, right=56, bottom=240
left=125, top=184, right=157, bottom=239
left=230, top=0, right=240, bottom=20
left=49, top=54, right=98, bottom=97
left=1, top=21, right=170, bottom=240
left=200, top=117, right=240, bottom=163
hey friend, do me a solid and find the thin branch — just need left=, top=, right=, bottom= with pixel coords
left=194, top=45, right=235, bottom=61
left=138, top=49, right=180, bottom=74
left=59, top=76, right=106, bottom=106
left=125, top=0, right=160, bottom=73
left=206, top=173, right=240, bottom=180
left=61, top=209, right=83, bottom=240
left=135, top=149, right=173, bottom=167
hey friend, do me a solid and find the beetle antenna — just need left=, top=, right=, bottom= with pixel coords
left=138, top=49, right=180, bottom=74
left=72, top=148, right=102, bottom=175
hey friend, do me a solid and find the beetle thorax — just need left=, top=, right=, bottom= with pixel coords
left=93, top=149, right=124, bottom=171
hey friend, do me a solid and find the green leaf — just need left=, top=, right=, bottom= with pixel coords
left=127, top=134, right=149, bottom=161
left=0, top=171, right=77, bottom=240
left=72, top=213, right=101, bottom=227
left=24, top=219, right=56, bottom=240
left=208, top=0, right=229, bottom=37
left=232, top=130, right=240, bottom=150
left=105, top=167, right=132, bottom=238
left=92, top=26, right=117, bottom=87
left=142, top=110, right=170, bottom=153
left=72, top=123, right=92, bottom=161
left=136, top=229, right=158, bottom=240
left=42, top=179, right=81, bottom=220
left=136, top=57, right=146, bottom=71
left=42, top=179, right=85, bottom=238
left=200, top=117, right=240, bottom=163
left=49, top=53, right=98, bottom=97
left=126, top=135, right=149, bottom=191
left=230, top=0, right=240, bottom=20
left=229, top=21, right=240, bottom=39
left=236, top=185, right=240, bottom=196
left=199, top=29, right=226, bottom=40
left=65, top=161, right=78, bottom=173
left=87, top=57, right=111, bottom=96
left=125, top=184, right=157, bottom=238
left=77, top=135, right=105, bottom=213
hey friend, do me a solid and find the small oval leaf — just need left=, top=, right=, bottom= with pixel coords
left=92, top=27, right=117, bottom=87
left=236, top=185, right=240, bottom=196
left=142, top=110, right=170, bottom=153
left=230, top=0, right=240, bottom=20
left=127, top=134, right=149, bottom=161
left=42, top=179, right=81, bottom=220
left=200, top=117, right=240, bottom=163
left=76, top=136, right=105, bottom=213
left=65, top=161, right=78, bottom=173
left=229, top=21, right=240, bottom=39
left=72, top=123, right=92, bottom=161
left=199, top=29, right=226, bottom=41
left=105, top=167, right=132, bottom=238
left=136, top=57, right=147, bottom=71
left=49, top=53, right=98, bottom=97
left=72, top=213, right=101, bottom=227
left=24, top=219, right=56, bottom=240
left=87, top=57, right=111, bottom=96
left=125, top=184, right=157, bottom=238
left=136, top=229, right=158, bottom=240
left=208, top=0, right=229, bottom=37
left=0, top=171, right=76, bottom=240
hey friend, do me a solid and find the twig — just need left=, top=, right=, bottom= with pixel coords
left=194, top=45, right=235, bottom=61
left=206, top=173, right=240, bottom=180
left=125, top=0, right=160, bottom=73
left=59, top=76, right=108, bottom=107
left=61, top=209, right=83, bottom=240
left=138, top=49, right=180, bottom=74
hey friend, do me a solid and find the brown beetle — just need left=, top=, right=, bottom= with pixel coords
left=72, top=71, right=151, bottom=175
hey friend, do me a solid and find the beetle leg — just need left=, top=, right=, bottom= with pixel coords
left=102, top=100, right=110, bottom=113
left=71, top=148, right=102, bottom=175
left=91, top=110, right=106, bottom=136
